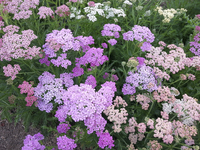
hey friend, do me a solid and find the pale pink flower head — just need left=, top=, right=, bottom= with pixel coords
left=137, top=123, right=146, bottom=133
left=147, top=140, right=162, bottom=150
left=186, top=73, right=196, bottom=81
left=88, top=1, right=95, bottom=7
left=37, top=6, right=54, bottom=19
left=180, top=74, right=187, bottom=80
left=55, top=5, right=70, bottom=17
left=3, top=64, right=21, bottom=80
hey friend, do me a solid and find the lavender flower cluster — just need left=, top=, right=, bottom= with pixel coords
left=122, top=64, right=159, bottom=95
left=190, top=32, right=200, bottom=56
left=55, top=81, right=116, bottom=134
left=123, top=25, right=155, bottom=51
left=22, top=133, right=45, bottom=150
left=34, top=72, right=74, bottom=112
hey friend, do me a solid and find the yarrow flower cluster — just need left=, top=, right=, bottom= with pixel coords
left=155, top=6, right=187, bottom=23
left=85, top=75, right=97, bottom=88
left=57, top=123, right=71, bottom=134
left=145, top=43, right=190, bottom=74
left=22, top=133, right=45, bottom=150
left=190, top=32, right=200, bottom=56
left=123, top=25, right=155, bottom=51
left=55, top=4, right=70, bottom=17
left=0, top=25, right=40, bottom=61
left=34, top=71, right=67, bottom=112
left=104, top=96, right=128, bottom=133
left=84, top=2, right=126, bottom=22
left=96, top=131, right=115, bottom=149
left=43, top=29, right=95, bottom=68
left=75, top=47, right=108, bottom=67
left=37, top=6, right=54, bottom=19
left=55, top=82, right=116, bottom=134
left=162, top=94, right=200, bottom=126
left=57, top=135, right=77, bottom=150
left=3, top=0, right=39, bottom=20
left=3, top=64, right=21, bottom=80
left=122, top=64, right=159, bottom=95
left=18, top=81, right=37, bottom=106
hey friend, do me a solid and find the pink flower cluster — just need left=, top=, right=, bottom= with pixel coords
left=3, top=0, right=39, bottom=20
left=153, top=86, right=176, bottom=103
left=145, top=43, right=187, bottom=74
left=124, top=117, right=145, bottom=145
left=154, top=118, right=173, bottom=144
left=3, top=64, right=21, bottom=80
left=37, top=6, right=54, bottom=19
left=136, top=94, right=152, bottom=110
left=147, top=140, right=162, bottom=150
left=55, top=5, right=70, bottom=17
left=104, top=96, right=128, bottom=132
left=162, top=94, right=200, bottom=125
left=0, top=25, right=40, bottom=61
left=18, top=81, right=37, bottom=106
left=173, top=120, right=197, bottom=141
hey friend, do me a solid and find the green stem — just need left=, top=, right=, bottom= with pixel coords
left=146, top=99, right=155, bottom=117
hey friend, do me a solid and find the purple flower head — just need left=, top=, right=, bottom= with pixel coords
left=34, top=133, right=44, bottom=141
left=76, top=47, right=108, bottom=67
left=85, top=75, right=97, bottom=88
left=140, top=42, right=152, bottom=52
left=111, top=74, right=119, bottom=81
left=51, top=53, right=71, bottom=69
left=72, top=66, right=84, bottom=77
left=34, top=71, right=65, bottom=105
left=122, top=65, right=158, bottom=95
left=57, top=123, right=70, bottom=134
left=36, top=99, right=53, bottom=113
left=114, top=32, right=120, bottom=38
left=101, top=43, right=108, bottom=48
left=60, top=73, right=74, bottom=88
left=132, top=25, right=155, bottom=43
left=84, top=113, right=107, bottom=134
left=190, top=32, right=200, bottom=56
left=103, top=72, right=109, bottom=79
left=39, top=54, right=50, bottom=66
left=97, top=131, right=115, bottom=149
left=122, top=83, right=136, bottom=95
left=108, top=39, right=117, bottom=46
left=137, top=57, right=146, bottom=68
left=22, top=133, right=45, bottom=150
left=123, top=31, right=134, bottom=41
left=57, top=135, right=77, bottom=150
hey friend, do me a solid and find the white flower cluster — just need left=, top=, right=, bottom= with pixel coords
left=70, top=7, right=84, bottom=19
left=84, top=3, right=126, bottom=22
left=155, top=6, right=187, bottom=23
